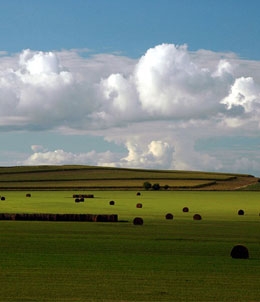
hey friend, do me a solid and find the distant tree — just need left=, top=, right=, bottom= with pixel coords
left=143, top=181, right=152, bottom=190
left=152, top=183, right=161, bottom=190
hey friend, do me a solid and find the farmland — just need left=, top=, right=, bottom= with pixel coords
left=0, top=166, right=260, bottom=301
left=0, top=164, right=258, bottom=190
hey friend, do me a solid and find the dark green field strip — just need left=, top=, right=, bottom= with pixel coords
left=0, top=169, right=239, bottom=182
left=0, top=179, right=218, bottom=190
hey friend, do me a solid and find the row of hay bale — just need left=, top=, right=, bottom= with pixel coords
left=0, top=213, right=118, bottom=222
left=132, top=212, right=201, bottom=225
left=73, top=194, right=94, bottom=198
left=131, top=215, right=250, bottom=259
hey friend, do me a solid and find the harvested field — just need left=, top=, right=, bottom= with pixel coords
left=0, top=190, right=260, bottom=301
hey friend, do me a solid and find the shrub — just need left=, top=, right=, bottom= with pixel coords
left=109, top=200, right=115, bottom=205
left=152, top=183, right=161, bottom=190
left=136, top=203, right=142, bottom=208
left=143, top=182, right=152, bottom=190
left=1, top=196, right=5, bottom=201
left=231, top=245, right=249, bottom=259
left=183, top=207, right=189, bottom=213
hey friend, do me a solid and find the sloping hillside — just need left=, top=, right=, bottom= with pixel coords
left=0, top=165, right=258, bottom=190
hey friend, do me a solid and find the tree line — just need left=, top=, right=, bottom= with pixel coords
left=143, top=182, right=169, bottom=190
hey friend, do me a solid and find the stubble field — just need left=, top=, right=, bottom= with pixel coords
left=0, top=190, right=260, bottom=301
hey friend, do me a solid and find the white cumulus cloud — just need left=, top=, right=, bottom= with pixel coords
left=1, top=44, right=260, bottom=175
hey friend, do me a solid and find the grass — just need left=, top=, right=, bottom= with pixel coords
left=0, top=164, right=256, bottom=190
left=1, top=220, right=260, bottom=301
left=0, top=190, right=260, bottom=301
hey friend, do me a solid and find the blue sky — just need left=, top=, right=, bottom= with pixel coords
left=2, top=1, right=260, bottom=59
left=1, top=0, right=260, bottom=176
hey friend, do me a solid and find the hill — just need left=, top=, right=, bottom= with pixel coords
left=0, top=165, right=258, bottom=190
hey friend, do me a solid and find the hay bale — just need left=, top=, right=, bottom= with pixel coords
left=0, top=213, right=6, bottom=220
left=136, top=192, right=141, bottom=196
left=80, top=198, right=84, bottom=202
left=109, top=200, right=115, bottom=205
left=26, top=193, right=31, bottom=197
left=133, top=217, right=143, bottom=225
left=94, top=215, right=108, bottom=222
left=109, top=214, right=118, bottom=222
left=165, top=213, right=174, bottom=220
left=75, top=198, right=80, bottom=203
left=231, top=245, right=249, bottom=259
left=238, top=209, right=244, bottom=215
left=1, top=196, right=5, bottom=201
left=193, top=214, right=202, bottom=220
left=182, top=207, right=189, bottom=213
left=136, top=203, right=143, bottom=208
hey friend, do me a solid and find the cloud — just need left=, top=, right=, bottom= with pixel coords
left=0, top=44, right=259, bottom=130
left=1, top=44, right=260, bottom=174
left=31, top=145, right=46, bottom=152
left=22, top=149, right=120, bottom=167
left=119, top=139, right=174, bottom=169
left=221, top=76, right=260, bottom=114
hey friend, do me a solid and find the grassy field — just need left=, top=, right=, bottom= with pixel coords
left=0, top=165, right=257, bottom=190
left=0, top=190, right=260, bottom=301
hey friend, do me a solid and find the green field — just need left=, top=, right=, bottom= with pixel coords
left=0, top=190, right=260, bottom=301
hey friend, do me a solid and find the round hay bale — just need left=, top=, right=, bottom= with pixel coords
left=133, top=217, right=143, bottom=225
left=165, top=213, right=174, bottom=220
left=136, top=203, right=143, bottom=208
left=1, top=196, right=5, bottom=201
left=136, top=192, right=141, bottom=196
left=109, top=200, right=115, bottom=205
left=231, top=245, right=249, bottom=259
left=238, top=209, right=244, bottom=215
left=182, top=207, right=189, bottom=213
left=75, top=198, right=80, bottom=203
left=193, top=214, right=202, bottom=220
left=26, top=193, right=31, bottom=197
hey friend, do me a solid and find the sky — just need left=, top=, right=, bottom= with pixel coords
left=1, top=0, right=260, bottom=176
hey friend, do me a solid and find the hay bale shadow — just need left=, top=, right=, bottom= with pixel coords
left=231, top=245, right=249, bottom=259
